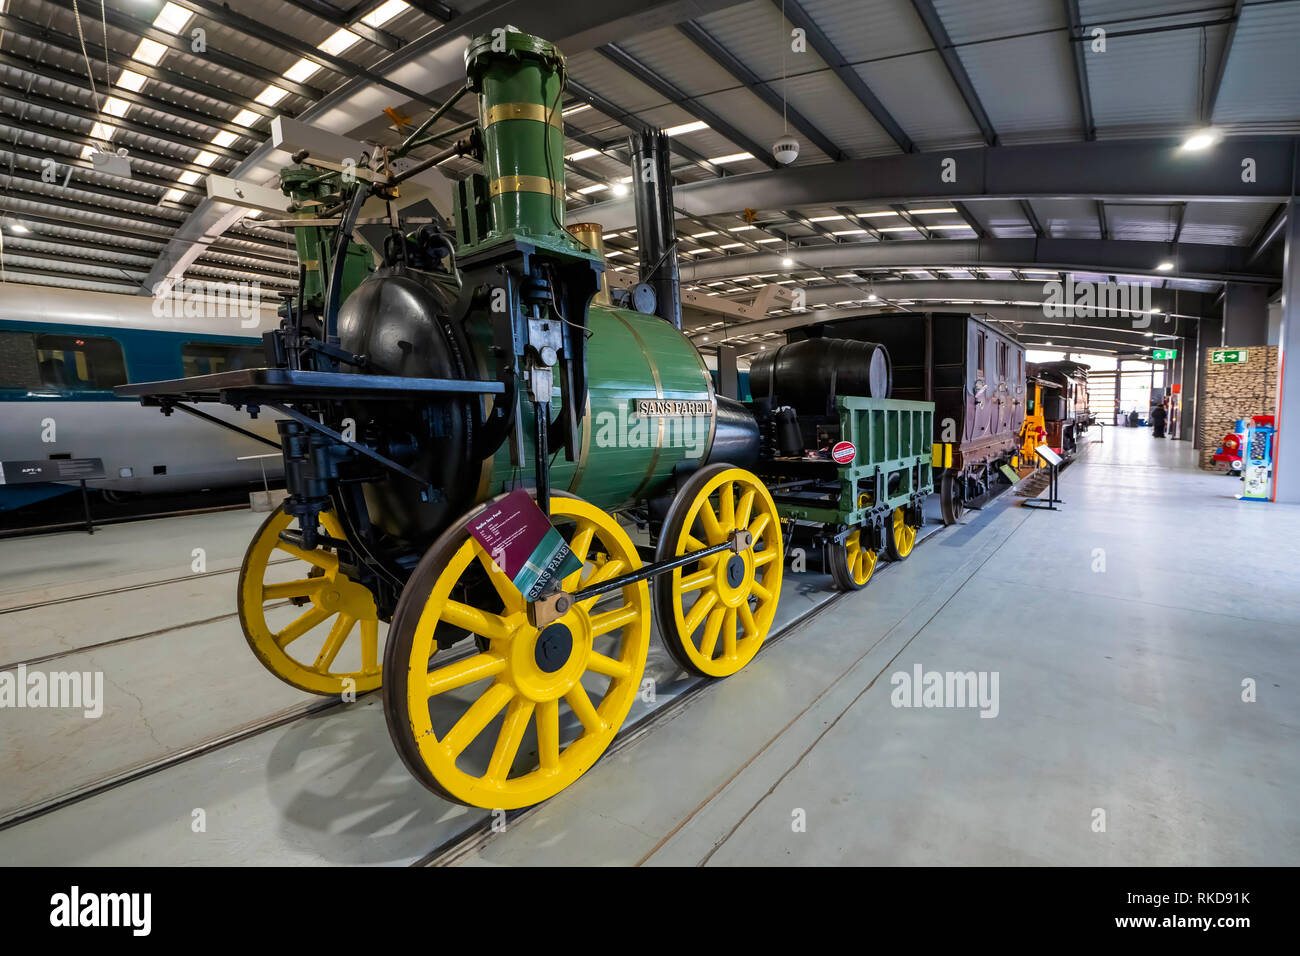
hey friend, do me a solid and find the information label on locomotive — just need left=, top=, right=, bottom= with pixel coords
left=468, top=489, right=583, bottom=601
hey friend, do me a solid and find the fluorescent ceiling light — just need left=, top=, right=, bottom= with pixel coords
left=132, top=38, right=169, bottom=67
left=178, top=170, right=202, bottom=185
left=691, top=231, right=718, bottom=238
left=807, top=215, right=845, bottom=222
left=730, top=225, right=757, bottom=231
left=718, top=242, right=744, bottom=249
left=1180, top=129, right=1219, bottom=151
left=102, top=97, right=131, bottom=118
left=566, top=148, right=599, bottom=161
left=908, top=207, right=956, bottom=214
left=756, top=237, right=781, bottom=243
left=362, top=0, right=409, bottom=28
left=577, top=184, right=608, bottom=194
left=232, top=109, right=260, bottom=127
left=116, top=70, right=148, bottom=93
left=928, top=224, right=973, bottom=230
left=664, top=121, right=709, bottom=136
left=319, top=29, right=361, bottom=56
left=859, top=211, right=899, bottom=218
left=153, top=2, right=193, bottom=34
left=193, top=151, right=218, bottom=167
left=831, top=228, right=867, bottom=235
left=163, top=188, right=186, bottom=203
left=284, top=58, right=320, bottom=84
left=256, top=86, right=289, bottom=106
left=708, top=152, right=753, bottom=164
left=877, top=226, right=918, bottom=232
left=562, top=103, right=591, bottom=116
left=211, top=130, right=238, bottom=148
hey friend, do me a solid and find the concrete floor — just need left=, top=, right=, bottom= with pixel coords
left=1, top=428, right=1296, bottom=864
left=450, top=428, right=1300, bottom=866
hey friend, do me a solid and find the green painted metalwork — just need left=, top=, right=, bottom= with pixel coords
left=279, top=166, right=374, bottom=307
left=482, top=304, right=716, bottom=510
left=774, top=396, right=935, bottom=526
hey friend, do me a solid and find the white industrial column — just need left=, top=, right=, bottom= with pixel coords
left=1274, top=199, right=1300, bottom=502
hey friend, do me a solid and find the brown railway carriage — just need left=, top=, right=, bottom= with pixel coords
left=784, top=312, right=1026, bottom=524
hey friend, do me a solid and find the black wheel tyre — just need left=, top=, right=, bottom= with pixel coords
left=940, top=470, right=964, bottom=526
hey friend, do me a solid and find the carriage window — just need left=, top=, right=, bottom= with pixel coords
left=0, top=331, right=43, bottom=390
left=976, top=331, right=986, bottom=376
left=1026, top=388, right=1036, bottom=414
left=182, top=342, right=263, bottom=376
left=32, top=333, right=127, bottom=391
left=997, top=342, right=1008, bottom=377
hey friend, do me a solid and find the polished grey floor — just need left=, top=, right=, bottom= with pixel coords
left=2, top=428, right=1296, bottom=865
left=452, top=428, right=1300, bottom=866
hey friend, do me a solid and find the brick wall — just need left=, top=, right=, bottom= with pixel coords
left=1197, top=345, right=1278, bottom=469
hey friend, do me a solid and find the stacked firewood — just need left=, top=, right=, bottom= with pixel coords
left=1197, top=346, right=1279, bottom=469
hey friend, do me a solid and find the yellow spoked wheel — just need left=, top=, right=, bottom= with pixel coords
left=238, top=505, right=382, bottom=696
left=383, top=491, right=650, bottom=809
left=885, top=506, right=918, bottom=560
left=828, top=529, right=878, bottom=591
left=654, top=464, right=783, bottom=677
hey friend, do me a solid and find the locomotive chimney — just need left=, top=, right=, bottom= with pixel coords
left=630, top=129, right=682, bottom=329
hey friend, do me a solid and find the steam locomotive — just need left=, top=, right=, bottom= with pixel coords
left=119, top=30, right=794, bottom=810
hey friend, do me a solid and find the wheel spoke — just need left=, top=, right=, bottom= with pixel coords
left=313, top=613, right=355, bottom=671
left=275, top=540, right=338, bottom=571
left=751, top=580, right=773, bottom=603
left=562, top=522, right=596, bottom=591
left=485, top=697, right=535, bottom=785
left=698, top=499, right=725, bottom=545
left=722, top=607, right=738, bottom=658
left=734, top=488, right=756, bottom=532
left=737, top=602, right=757, bottom=639
left=475, top=542, right=524, bottom=613
left=698, top=606, right=725, bottom=658
left=676, top=567, right=713, bottom=593
left=682, top=589, right=718, bottom=637
left=683, top=532, right=709, bottom=553
left=565, top=682, right=607, bottom=734
left=753, top=549, right=777, bottom=568
left=536, top=699, right=561, bottom=772
left=590, top=602, right=638, bottom=637
left=748, top=512, right=771, bottom=544
left=274, top=605, right=332, bottom=649
left=262, top=578, right=321, bottom=601
left=587, top=651, right=631, bottom=679
left=718, top=481, right=735, bottom=530
left=442, top=682, right=515, bottom=758
left=577, top=559, right=625, bottom=611
left=360, top=619, right=380, bottom=674
left=440, top=599, right=517, bottom=643
left=426, top=653, right=507, bottom=697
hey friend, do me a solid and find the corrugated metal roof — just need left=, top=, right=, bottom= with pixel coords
left=1086, top=25, right=1225, bottom=135
left=947, top=32, right=1082, bottom=144
left=1212, top=0, right=1300, bottom=131
left=855, top=50, right=986, bottom=149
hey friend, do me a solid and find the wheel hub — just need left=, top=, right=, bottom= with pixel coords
left=713, top=548, right=755, bottom=607
left=725, top=554, right=746, bottom=588
left=534, top=623, right=573, bottom=673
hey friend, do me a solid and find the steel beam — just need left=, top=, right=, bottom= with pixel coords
left=1064, top=0, right=1096, bottom=140
left=580, top=137, right=1300, bottom=232
left=772, top=0, right=914, bottom=153
left=676, top=20, right=847, bottom=161
left=674, top=237, right=1277, bottom=285
left=1203, top=0, right=1245, bottom=125
left=909, top=0, right=997, bottom=145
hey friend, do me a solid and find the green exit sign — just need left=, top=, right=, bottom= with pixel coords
left=1152, top=349, right=1178, bottom=360
left=1212, top=348, right=1249, bottom=364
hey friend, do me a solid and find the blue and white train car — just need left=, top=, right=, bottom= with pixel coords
left=0, top=282, right=283, bottom=510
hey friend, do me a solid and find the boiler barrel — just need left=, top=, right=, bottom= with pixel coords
left=749, top=337, right=892, bottom=411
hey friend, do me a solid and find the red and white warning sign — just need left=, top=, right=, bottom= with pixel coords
left=831, top=440, right=856, bottom=465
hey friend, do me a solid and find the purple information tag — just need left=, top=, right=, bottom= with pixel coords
left=467, top=489, right=584, bottom=601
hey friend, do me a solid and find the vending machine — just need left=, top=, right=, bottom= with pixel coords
left=1239, top=415, right=1276, bottom=501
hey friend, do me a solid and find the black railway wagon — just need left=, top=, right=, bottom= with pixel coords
left=786, top=312, right=1026, bottom=524
left=1030, top=360, right=1094, bottom=456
